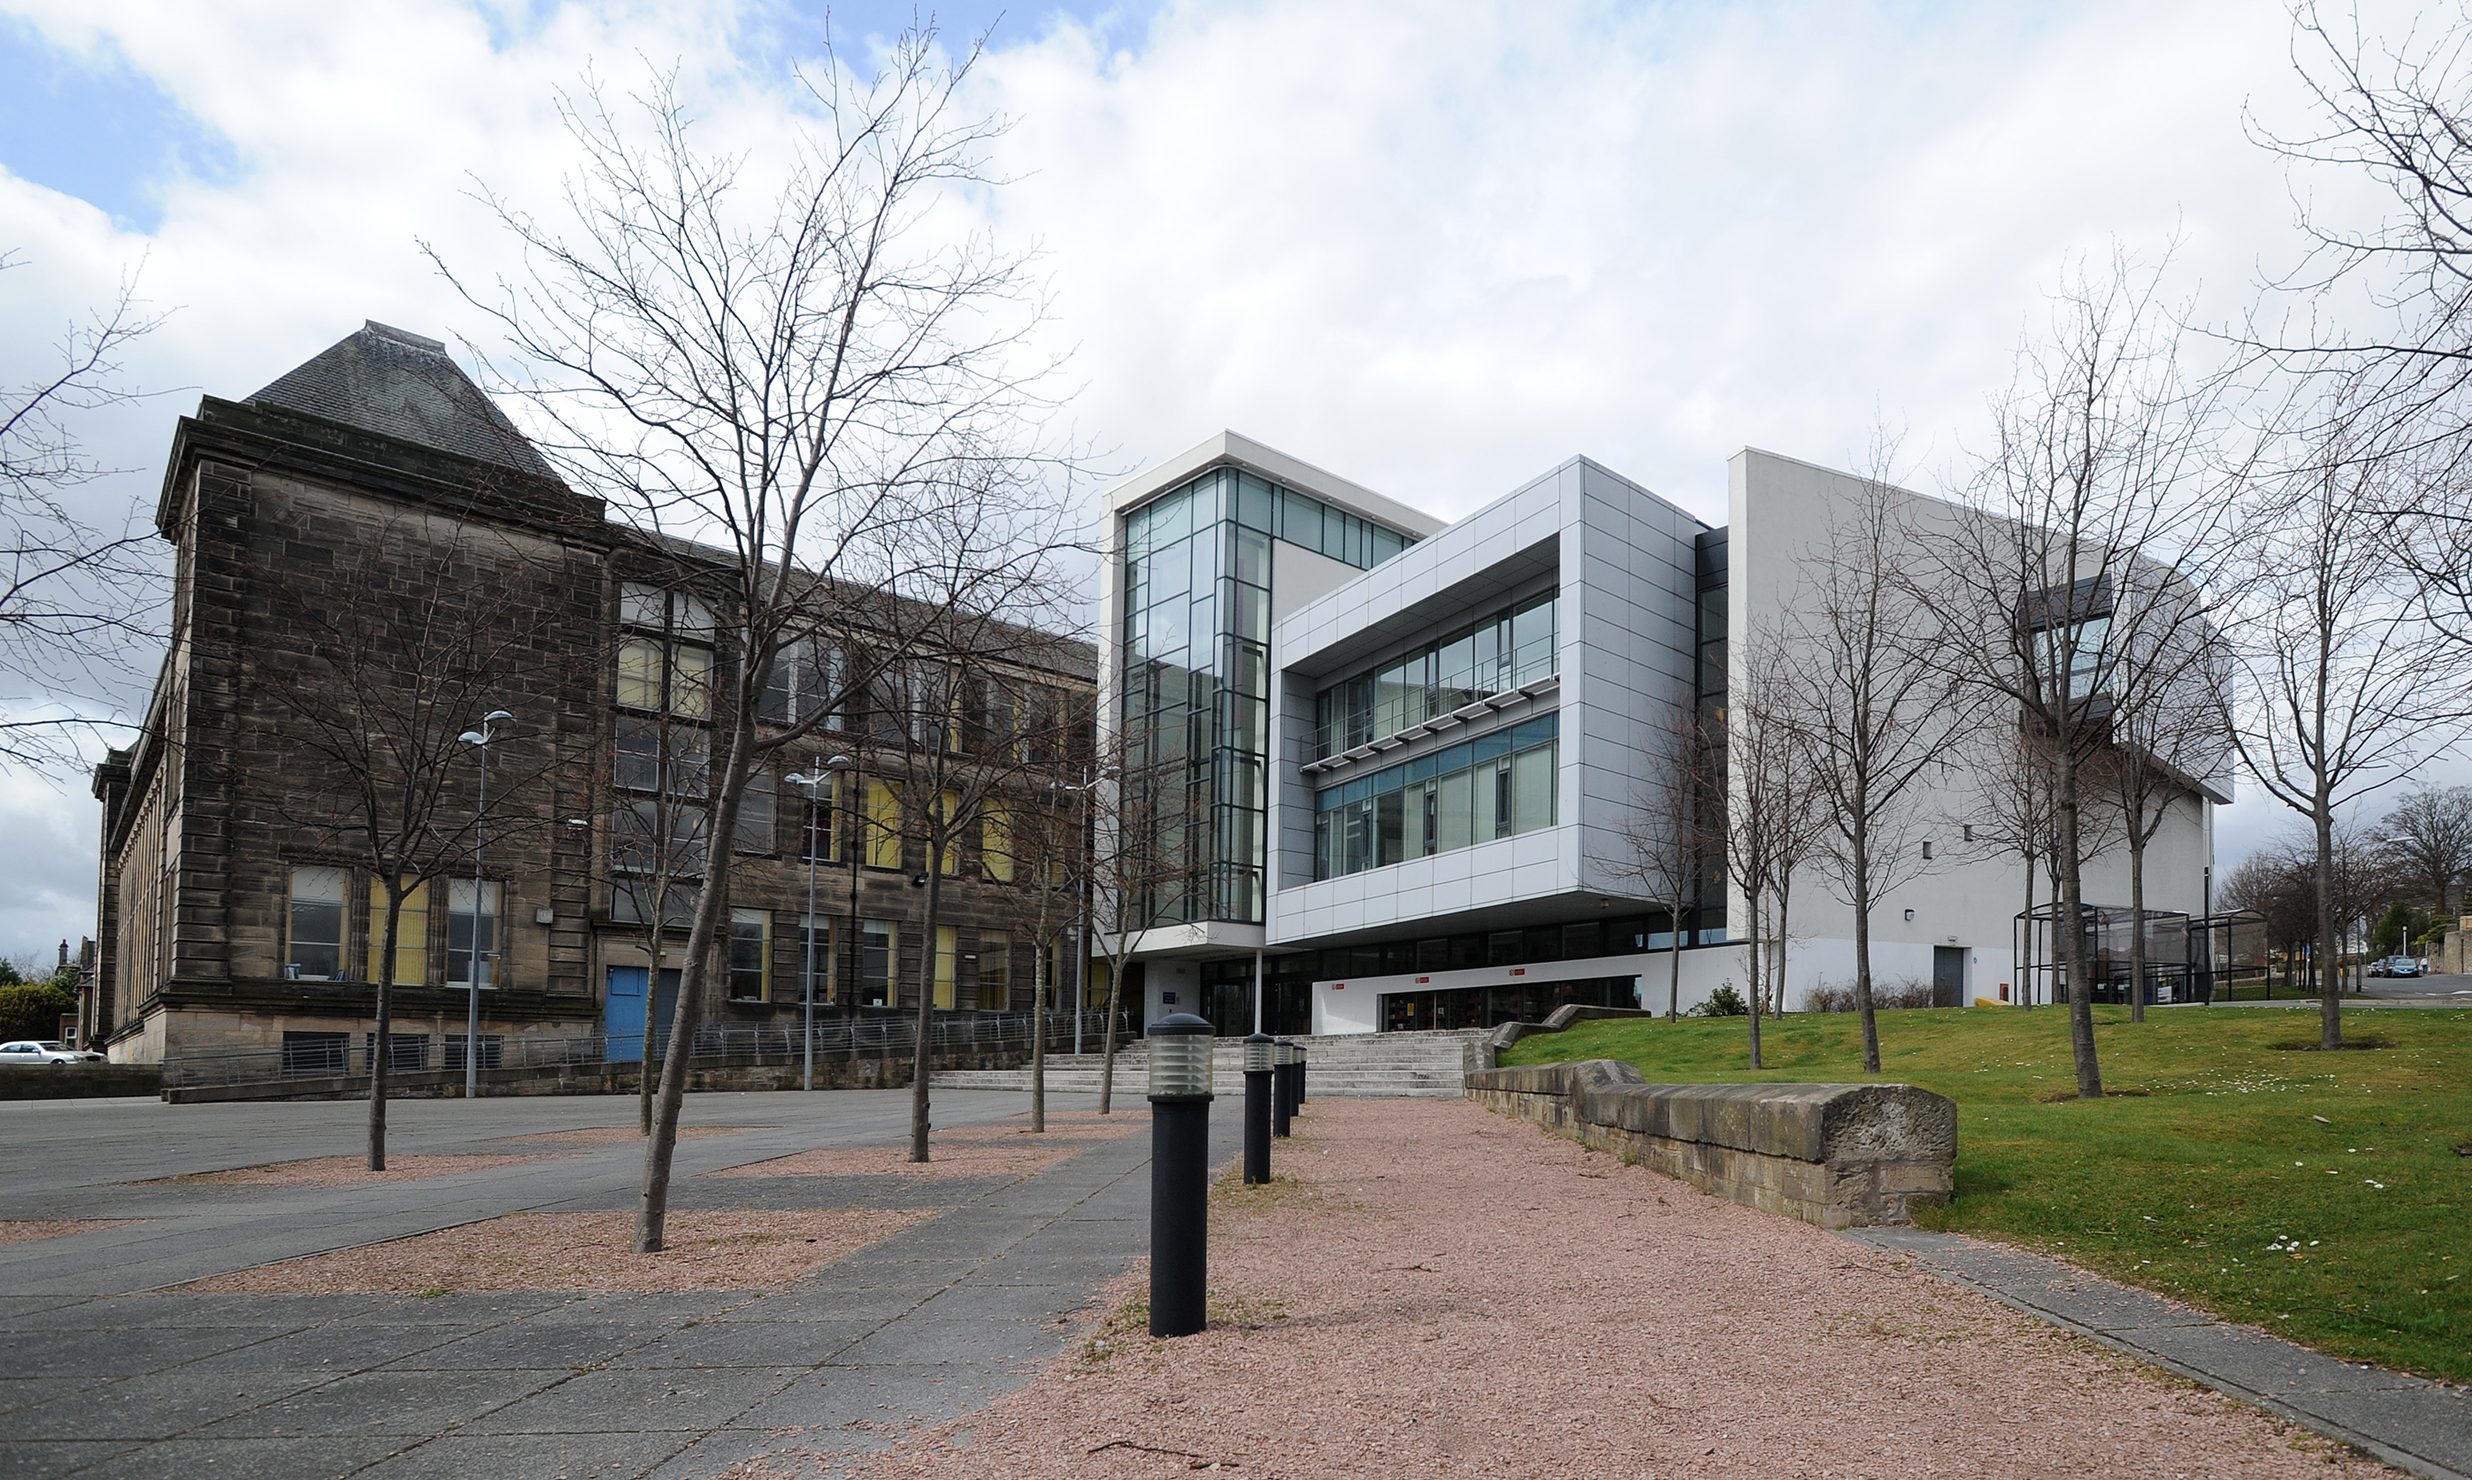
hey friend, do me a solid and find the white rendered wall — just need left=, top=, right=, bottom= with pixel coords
left=1726, top=448, right=2218, bottom=1008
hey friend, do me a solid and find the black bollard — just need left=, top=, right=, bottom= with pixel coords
left=1242, top=1031, right=1274, bottom=1185
left=1271, top=1038, right=1295, bottom=1138
left=1146, top=1013, right=1214, bottom=1339
left=1295, top=1044, right=1308, bottom=1110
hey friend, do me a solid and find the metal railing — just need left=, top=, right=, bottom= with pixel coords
left=159, top=1010, right=1128, bottom=1089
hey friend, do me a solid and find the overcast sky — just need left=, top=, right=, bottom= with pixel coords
left=0, top=0, right=2461, bottom=962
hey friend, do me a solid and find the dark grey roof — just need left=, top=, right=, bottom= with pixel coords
left=249, top=321, right=557, bottom=481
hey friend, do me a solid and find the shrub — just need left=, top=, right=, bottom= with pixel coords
left=0, top=982, right=75, bottom=1041
left=1800, top=978, right=1935, bottom=1014
left=1690, top=982, right=1749, bottom=1017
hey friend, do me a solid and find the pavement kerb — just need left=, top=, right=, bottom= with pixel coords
left=1847, top=1226, right=2467, bottom=1480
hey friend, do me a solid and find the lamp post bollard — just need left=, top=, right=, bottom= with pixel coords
left=1294, top=1044, right=1307, bottom=1111
left=1271, top=1038, right=1294, bottom=1139
left=1241, top=1032, right=1274, bottom=1185
left=1147, top=1013, right=1214, bottom=1339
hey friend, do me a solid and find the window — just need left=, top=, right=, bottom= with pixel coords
left=758, top=637, right=842, bottom=728
left=447, top=879, right=499, bottom=988
left=860, top=919, right=896, bottom=1005
left=367, top=1032, right=429, bottom=1071
left=938, top=790, right=962, bottom=876
left=797, top=915, right=833, bottom=1003
left=617, top=581, right=715, bottom=718
left=366, top=878, right=429, bottom=986
left=1921, top=840, right=1935, bottom=861
left=865, top=780, right=903, bottom=869
left=1313, top=590, right=1559, bottom=757
left=735, top=771, right=777, bottom=854
left=287, top=867, right=347, bottom=980
left=978, top=931, right=1011, bottom=1008
left=934, top=926, right=959, bottom=1010
left=613, top=797, right=709, bottom=879
left=981, top=800, right=1015, bottom=883
left=1963, top=824, right=1975, bottom=843
left=1312, top=713, right=1559, bottom=881
left=616, top=715, right=706, bottom=795
left=728, top=909, right=771, bottom=1001
left=800, top=779, right=841, bottom=863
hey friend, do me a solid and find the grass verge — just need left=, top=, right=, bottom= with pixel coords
left=1502, top=1003, right=2472, bottom=1384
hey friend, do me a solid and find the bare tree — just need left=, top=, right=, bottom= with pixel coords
left=2373, top=781, right=2472, bottom=918
left=859, top=516, right=1084, bottom=1162
left=1085, top=711, right=1189, bottom=1115
left=1615, top=698, right=1718, bottom=1021
left=2086, top=554, right=2236, bottom=1022
left=1917, top=252, right=2235, bottom=1096
left=260, top=518, right=575, bottom=1169
left=0, top=257, right=168, bottom=774
left=1723, top=627, right=1820, bottom=1065
left=2221, top=400, right=2472, bottom=1048
left=437, top=34, right=1082, bottom=1251
left=1782, top=454, right=1968, bottom=1074
left=996, top=692, right=1094, bottom=1134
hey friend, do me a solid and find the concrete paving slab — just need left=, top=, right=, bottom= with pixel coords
left=723, top=1360, right=1013, bottom=1434
left=6, top=1367, right=339, bottom=1441
left=610, top=1319, right=875, bottom=1369
left=912, top=1279, right=1100, bottom=1324
left=349, top=1428, right=700, bottom=1479
left=462, top=1365, right=805, bottom=1435
left=191, top=1367, right=560, bottom=1439
left=714, top=1283, right=936, bottom=1325
left=839, top=1315, right=1063, bottom=1368
left=177, top=1324, right=484, bottom=1375
left=62, top=1434, right=408, bottom=1480
left=0, top=1381, right=105, bottom=1420
left=0, top=1326, right=292, bottom=1381
left=376, top=1319, right=659, bottom=1372
left=643, top=1426, right=889, bottom=1480
left=0, top=1441, right=137, bottom=1478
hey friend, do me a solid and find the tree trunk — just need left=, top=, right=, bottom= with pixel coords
left=1667, top=899, right=1684, bottom=1020
left=2055, top=750, right=2104, bottom=1099
left=2126, top=821, right=2149, bottom=1024
left=637, top=732, right=752, bottom=1254
left=369, top=886, right=400, bottom=1172
left=1096, top=956, right=1124, bottom=1115
left=640, top=917, right=666, bottom=1137
left=1745, top=885, right=1764, bottom=1070
left=2315, top=795, right=2343, bottom=1051
left=1775, top=873, right=1793, bottom=1016
left=911, top=839, right=945, bottom=1164
left=1851, top=820, right=1881, bottom=1074
left=1029, top=929, right=1047, bottom=1134
left=2019, top=844, right=2034, bottom=1012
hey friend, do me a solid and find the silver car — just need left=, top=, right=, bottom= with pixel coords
left=0, top=1040, right=105, bottom=1066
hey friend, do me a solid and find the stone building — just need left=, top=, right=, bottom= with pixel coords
left=87, top=322, right=1093, bottom=1072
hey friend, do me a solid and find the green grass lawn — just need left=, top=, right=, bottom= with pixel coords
left=1501, top=1004, right=2472, bottom=1384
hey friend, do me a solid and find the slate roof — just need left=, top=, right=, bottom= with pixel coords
left=249, top=321, right=558, bottom=481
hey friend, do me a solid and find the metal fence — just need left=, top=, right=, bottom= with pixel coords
left=160, top=1010, right=1128, bottom=1090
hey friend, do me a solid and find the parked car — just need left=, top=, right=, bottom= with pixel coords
left=0, top=1041, right=104, bottom=1066
left=2383, top=956, right=2424, bottom=979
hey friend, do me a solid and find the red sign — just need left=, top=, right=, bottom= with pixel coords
left=1415, top=976, right=1430, bottom=984
left=1510, top=967, right=1527, bottom=977
left=1332, top=983, right=1345, bottom=990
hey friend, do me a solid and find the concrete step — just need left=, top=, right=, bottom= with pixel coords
left=932, top=1027, right=1479, bottom=1099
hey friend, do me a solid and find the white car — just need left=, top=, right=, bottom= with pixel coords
left=0, top=1040, right=104, bottom=1066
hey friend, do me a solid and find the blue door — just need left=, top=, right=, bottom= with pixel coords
left=605, top=968, right=647, bottom=1062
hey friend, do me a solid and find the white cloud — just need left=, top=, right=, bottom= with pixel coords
left=0, top=0, right=2439, bottom=942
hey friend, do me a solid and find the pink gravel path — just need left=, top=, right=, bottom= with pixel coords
left=844, top=1098, right=2393, bottom=1479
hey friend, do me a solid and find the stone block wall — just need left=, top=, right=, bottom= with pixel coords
left=1465, top=1059, right=1955, bottom=1228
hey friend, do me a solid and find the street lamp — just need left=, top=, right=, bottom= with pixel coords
left=784, top=760, right=834, bottom=1091
left=822, top=755, right=861, bottom=1010
left=1146, top=1011, right=1215, bottom=1338
left=1048, top=765, right=1115, bottom=1057
left=456, top=709, right=514, bottom=1099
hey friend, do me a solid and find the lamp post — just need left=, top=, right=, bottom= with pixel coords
left=1271, top=1038, right=1295, bottom=1139
left=784, top=759, right=835, bottom=1091
left=1294, top=1042, right=1307, bottom=1110
left=1146, top=1011, right=1214, bottom=1338
left=1047, top=766, right=1111, bottom=1057
left=1241, top=1031, right=1274, bottom=1185
left=456, top=709, right=513, bottom=1099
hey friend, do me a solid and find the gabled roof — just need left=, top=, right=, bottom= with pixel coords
left=249, top=321, right=557, bottom=481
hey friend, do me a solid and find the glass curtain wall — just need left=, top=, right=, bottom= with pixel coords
left=1312, top=712, right=1559, bottom=880
left=1120, top=467, right=1411, bottom=928
left=1313, top=590, right=1557, bottom=758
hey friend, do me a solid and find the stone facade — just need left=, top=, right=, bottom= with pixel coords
left=88, top=322, right=1094, bottom=1072
left=1465, top=1059, right=1956, bottom=1228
